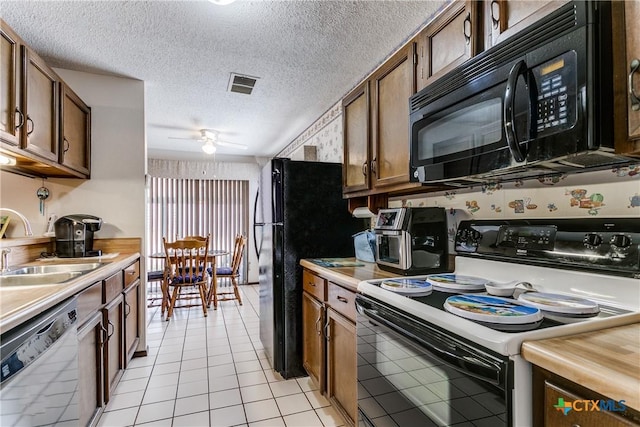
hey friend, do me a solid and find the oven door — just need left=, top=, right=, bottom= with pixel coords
left=355, top=294, right=513, bottom=427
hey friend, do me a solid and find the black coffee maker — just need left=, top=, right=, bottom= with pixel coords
left=54, top=214, right=103, bottom=257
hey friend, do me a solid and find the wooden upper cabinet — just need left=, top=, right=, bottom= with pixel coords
left=624, top=1, right=640, bottom=149
left=23, top=45, right=59, bottom=162
left=0, top=21, right=21, bottom=146
left=60, top=82, right=91, bottom=176
left=416, top=1, right=481, bottom=91
left=370, top=43, right=416, bottom=188
left=612, top=0, right=640, bottom=157
left=342, top=81, right=370, bottom=193
left=484, top=0, right=568, bottom=48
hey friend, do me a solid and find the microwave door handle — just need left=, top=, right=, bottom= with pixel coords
left=504, top=60, right=529, bottom=163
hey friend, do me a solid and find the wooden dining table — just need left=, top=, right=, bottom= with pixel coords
left=148, top=249, right=229, bottom=310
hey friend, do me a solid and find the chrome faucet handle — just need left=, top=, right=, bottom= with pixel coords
left=1, top=248, right=11, bottom=273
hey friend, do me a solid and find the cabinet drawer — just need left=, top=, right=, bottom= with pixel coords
left=77, top=281, right=102, bottom=325
left=303, top=270, right=326, bottom=301
left=103, top=271, right=123, bottom=304
left=123, top=260, right=140, bottom=289
left=327, top=282, right=356, bottom=322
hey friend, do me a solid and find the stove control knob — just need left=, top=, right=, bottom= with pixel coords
left=610, top=234, right=632, bottom=249
left=583, top=233, right=603, bottom=248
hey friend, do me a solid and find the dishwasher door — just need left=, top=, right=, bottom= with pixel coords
left=0, top=298, right=78, bottom=426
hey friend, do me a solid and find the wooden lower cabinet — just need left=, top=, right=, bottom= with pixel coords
left=302, top=291, right=324, bottom=389
left=77, top=312, right=105, bottom=427
left=302, top=268, right=357, bottom=426
left=103, top=294, right=125, bottom=403
left=533, top=366, right=640, bottom=427
left=75, top=257, right=142, bottom=426
left=326, top=307, right=357, bottom=425
left=123, top=279, right=140, bottom=363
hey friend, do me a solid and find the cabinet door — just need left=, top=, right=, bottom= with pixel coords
left=544, top=380, right=636, bottom=427
left=326, top=308, right=357, bottom=426
left=416, top=1, right=479, bottom=91
left=342, top=81, right=370, bottom=193
left=302, top=292, right=324, bottom=391
left=123, top=280, right=140, bottom=364
left=60, top=82, right=90, bottom=176
left=485, top=0, right=567, bottom=48
left=22, top=45, right=59, bottom=161
left=370, top=44, right=415, bottom=189
left=625, top=1, right=640, bottom=144
left=77, top=312, right=105, bottom=427
left=0, top=21, right=21, bottom=146
left=103, top=294, right=124, bottom=404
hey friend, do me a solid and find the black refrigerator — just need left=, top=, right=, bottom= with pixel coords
left=255, top=158, right=363, bottom=379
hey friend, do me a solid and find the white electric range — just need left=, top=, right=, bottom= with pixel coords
left=356, top=218, right=640, bottom=427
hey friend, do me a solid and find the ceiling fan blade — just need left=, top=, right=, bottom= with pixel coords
left=215, top=140, right=248, bottom=149
left=168, top=136, right=197, bottom=141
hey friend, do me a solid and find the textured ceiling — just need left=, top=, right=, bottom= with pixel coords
left=1, top=0, right=446, bottom=161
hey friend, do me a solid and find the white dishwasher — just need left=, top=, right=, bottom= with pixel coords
left=0, top=298, right=78, bottom=426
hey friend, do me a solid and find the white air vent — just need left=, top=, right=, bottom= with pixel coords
left=228, top=73, right=258, bottom=95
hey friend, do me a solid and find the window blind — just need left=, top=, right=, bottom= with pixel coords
left=147, top=177, right=250, bottom=283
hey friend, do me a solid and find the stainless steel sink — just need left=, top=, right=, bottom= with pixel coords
left=0, top=263, right=105, bottom=287
left=0, top=271, right=84, bottom=286
left=4, top=263, right=104, bottom=276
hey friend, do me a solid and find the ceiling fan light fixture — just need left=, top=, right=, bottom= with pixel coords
left=202, top=140, right=217, bottom=154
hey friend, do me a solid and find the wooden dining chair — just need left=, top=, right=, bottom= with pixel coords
left=208, top=234, right=246, bottom=309
left=163, top=237, right=210, bottom=320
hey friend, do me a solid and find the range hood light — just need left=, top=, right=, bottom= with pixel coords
left=0, top=154, right=17, bottom=166
left=208, top=0, right=236, bottom=5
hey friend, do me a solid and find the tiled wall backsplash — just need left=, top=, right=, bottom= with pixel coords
left=280, top=108, right=640, bottom=222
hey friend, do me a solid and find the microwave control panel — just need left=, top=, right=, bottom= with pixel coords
left=533, top=50, right=577, bottom=136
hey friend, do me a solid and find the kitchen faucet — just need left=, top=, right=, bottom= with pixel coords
left=0, top=208, right=33, bottom=237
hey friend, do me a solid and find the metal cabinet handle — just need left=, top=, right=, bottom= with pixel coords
left=99, top=322, right=109, bottom=346
left=308, top=281, right=316, bottom=287
left=315, top=314, right=322, bottom=336
left=14, top=108, right=24, bottom=129
left=361, top=161, right=367, bottom=177
left=324, top=319, right=331, bottom=341
left=463, top=12, right=472, bottom=45
left=630, top=58, right=640, bottom=111
left=370, top=158, right=377, bottom=175
left=63, top=138, right=70, bottom=155
left=107, top=320, right=115, bottom=339
left=26, top=116, right=34, bottom=136
left=490, top=1, right=500, bottom=29
left=336, top=296, right=349, bottom=304
left=124, top=301, right=131, bottom=317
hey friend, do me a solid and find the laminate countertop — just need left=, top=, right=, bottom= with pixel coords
left=0, top=252, right=140, bottom=332
left=299, top=258, right=398, bottom=292
left=522, top=322, right=640, bottom=411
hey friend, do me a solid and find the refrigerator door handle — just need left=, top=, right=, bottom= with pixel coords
left=253, top=189, right=262, bottom=259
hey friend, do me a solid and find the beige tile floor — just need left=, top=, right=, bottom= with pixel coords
left=98, top=284, right=345, bottom=427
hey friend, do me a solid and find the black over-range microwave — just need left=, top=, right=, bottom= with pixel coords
left=409, top=1, right=634, bottom=185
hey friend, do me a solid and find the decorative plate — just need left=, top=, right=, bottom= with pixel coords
left=444, top=294, right=543, bottom=324
left=380, top=278, right=433, bottom=296
left=517, top=292, right=599, bottom=315
left=425, top=274, right=489, bottom=292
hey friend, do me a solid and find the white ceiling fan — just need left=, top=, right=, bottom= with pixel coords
left=169, top=129, right=247, bottom=154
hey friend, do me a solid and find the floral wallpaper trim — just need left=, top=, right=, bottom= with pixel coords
left=277, top=101, right=342, bottom=158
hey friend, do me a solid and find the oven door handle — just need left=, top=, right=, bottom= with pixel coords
left=358, top=304, right=502, bottom=386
